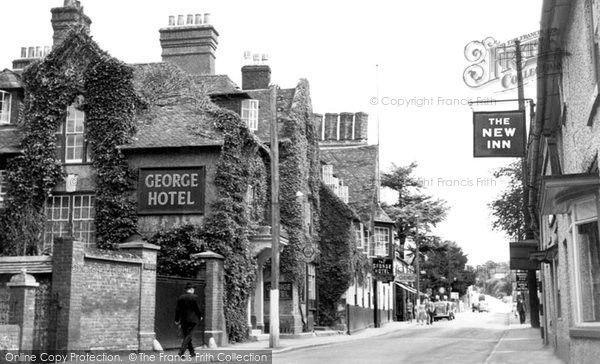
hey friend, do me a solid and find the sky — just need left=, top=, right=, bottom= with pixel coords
left=0, top=0, right=543, bottom=266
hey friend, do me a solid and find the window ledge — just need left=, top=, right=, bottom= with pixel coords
left=570, top=326, right=600, bottom=339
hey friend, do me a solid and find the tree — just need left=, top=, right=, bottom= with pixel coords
left=489, top=161, right=525, bottom=241
left=419, top=240, right=476, bottom=297
left=381, top=162, right=449, bottom=251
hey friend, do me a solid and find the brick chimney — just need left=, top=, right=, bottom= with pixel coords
left=241, top=52, right=271, bottom=90
left=324, top=113, right=339, bottom=141
left=242, top=65, right=271, bottom=90
left=51, top=0, right=92, bottom=47
left=354, top=112, right=368, bottom=141
left=339, top=112, right=354, bottom=141
left=313, top=113, right=324, bottom=140
left=159, top=14, right=219, bottom=75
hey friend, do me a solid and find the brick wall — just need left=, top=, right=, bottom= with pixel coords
left=79, top=258, right=141, bottom=350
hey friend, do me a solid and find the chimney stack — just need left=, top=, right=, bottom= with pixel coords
left=241, top=52, right=271, bottom=90
left=354, top=112, right=368, bottom=141
left=324, top=113, right=339, bottom=141
left=313, top=113, right=324, bottom=140
left=12, top=46, right=51, bottom=70
left=339, top=112, right=354, bottom=141
left=159, top=13, right=219, bottom=75
left=51, top=0, right=92, bottom=47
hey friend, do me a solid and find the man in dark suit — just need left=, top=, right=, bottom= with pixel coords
left=175, top=282, right=203, bottom=357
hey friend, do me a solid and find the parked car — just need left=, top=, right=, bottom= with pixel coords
left=477, top=301, right=489, bottom=312
left=434, top=301, right=455, bottom=321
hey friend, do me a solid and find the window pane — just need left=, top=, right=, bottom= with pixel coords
left=577, top=221, right=600, bottom=322
left=0, top=91, right=11, bottom=124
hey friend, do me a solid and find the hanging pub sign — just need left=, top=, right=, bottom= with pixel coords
left=372, top=258, right=394, bottom=282
left=473, top=110, right=526, bottom=157
left=138, top=167, right=205, bottom=214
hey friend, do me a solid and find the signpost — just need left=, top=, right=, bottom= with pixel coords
left=138, top=167, right=205, bottom=214
left=473, top=110, right=526, bottom=158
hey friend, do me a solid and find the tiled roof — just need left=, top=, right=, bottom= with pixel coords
left=192, top=74, right=245, bottom=95
left=0, top=128, right=22, bottom=154
left=320, top=144, right=380, bottom=223
left=123, top=104, right=223, bottom=150
left=374, top=204, right=394, bottom=224
left=0, top=69, right=22, bottom=89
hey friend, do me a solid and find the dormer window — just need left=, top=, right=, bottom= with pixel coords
left=0, top=91, right=11, bottom=124
left=241, top=99, right=259, bottom=131
left=56, top=104, right=89, bottom=164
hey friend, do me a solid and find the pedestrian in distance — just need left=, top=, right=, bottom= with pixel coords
left=175, top=282, right=203, bottom=357
left=517, top=296, right=527, bottom=324
left=406, top=299, right=414, bottom=323
left=427, top=298, right=436, bottom=325
left=417, top=299, right=427, bottom=325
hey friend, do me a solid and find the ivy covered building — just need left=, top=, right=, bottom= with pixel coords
left=0, top=0, right=327, bottom=347
left=317, top=112, right=397, bottom=330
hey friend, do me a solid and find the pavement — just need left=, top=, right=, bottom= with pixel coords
left=150, top=310, right=564, bottom=363
left=485, top=313, right=564, bottom=364
left=223, top=311, right=564, bottom=363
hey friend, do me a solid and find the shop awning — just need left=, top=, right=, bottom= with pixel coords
left=395, top=281, right=417, bottom=294
left=540, top=174, right=600, bottom=215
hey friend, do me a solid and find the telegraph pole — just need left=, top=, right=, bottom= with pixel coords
left=269, top=85, right=280, bottom=348
left=414, top=214, right=420, bottom=304
left=515, top=40, right=540, bottom=329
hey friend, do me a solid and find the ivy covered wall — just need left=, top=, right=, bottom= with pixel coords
left=0, top=28, right=138, bottom=255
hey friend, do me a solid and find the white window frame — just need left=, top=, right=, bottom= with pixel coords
left=374, top=227, right=390, bottom=257
left=0, top=91, right=11, bottom=125
left=568, top=196, right=600, bottom=327
left=241, top=99, right=259, bottom=131
left=45, top=194, right=96, bottom=250
left=355, top=223, right=363, bottom=249
left=0, top=170, right=6, bottom=207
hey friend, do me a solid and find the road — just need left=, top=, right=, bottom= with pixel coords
left=275, top=311, right=519, bottom=364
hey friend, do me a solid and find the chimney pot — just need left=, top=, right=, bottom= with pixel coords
left=195, top=14, right=203, bottom=25
left=187, top=14, right=194, bottom=25
left=28, top=47, right=35, bottom=58
left=169, top=15, right=175, bottom=26
left=44, top=46, right=51, bottom=56
left=20, top=47, right=27, bottom=58
left=177, top=15, right=184, bottom=25
left=203, top=13, right=211, bottom=24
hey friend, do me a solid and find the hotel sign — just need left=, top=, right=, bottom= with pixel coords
left=473, top=110, right=526, bottom=158
left=373, top=258, right=394, bottom=282
left=138, top=167, right=205, bottom=214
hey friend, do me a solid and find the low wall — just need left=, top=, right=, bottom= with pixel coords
left=0, top=325, right=20, bottom=350
left=346, top=304, right=374, bottom=334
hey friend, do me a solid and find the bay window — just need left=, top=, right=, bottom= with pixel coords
left=374, top=227, right=390, bottom=257
left=572, top=199, right=600, bottom=323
